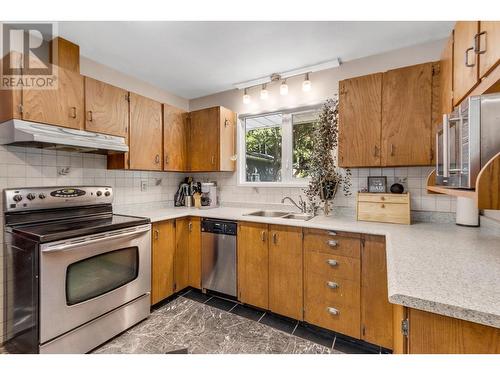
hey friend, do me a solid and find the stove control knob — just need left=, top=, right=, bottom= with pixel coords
left=13, top=194, right=22, bottom=202
left=27, top=193, right=36, bottom=200
left=39, top=193, right=46, bottom=199
left=96, top=191, right=103, bottom=197
left=104, top=191, right=111, bottom=197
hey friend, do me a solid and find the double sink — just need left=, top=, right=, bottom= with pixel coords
left=243, top=210, right=314, bottom=221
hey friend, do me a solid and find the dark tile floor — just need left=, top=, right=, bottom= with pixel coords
left=94, top=288, right=389, bottom=354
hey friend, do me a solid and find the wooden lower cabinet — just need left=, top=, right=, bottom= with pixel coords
left=174, top=218, right=190, bottom=292
left=188, top=217, right=202, bottom=288
left=151, top=220, right=175, bottom=305
left=361, top=235, right=393, bottom=349
left=407, top=308, right=500, bottom=354
left=268, top=225, right=303, bottom=320
left=237, top=222, right=269, bottom=310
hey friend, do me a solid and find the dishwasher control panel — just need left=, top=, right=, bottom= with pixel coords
left=201, top=219, right=237, bottom=235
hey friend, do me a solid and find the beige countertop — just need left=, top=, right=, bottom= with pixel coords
left=115, top=204, right=500, bottom=329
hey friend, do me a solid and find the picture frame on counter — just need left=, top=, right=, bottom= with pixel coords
left=367, top=176, right=387, bottom=193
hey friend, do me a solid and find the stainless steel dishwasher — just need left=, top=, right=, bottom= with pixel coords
left=201, top=219, right=237, bottom=297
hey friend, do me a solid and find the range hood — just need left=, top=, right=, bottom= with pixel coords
left=0, top=119, right=128, bottom=153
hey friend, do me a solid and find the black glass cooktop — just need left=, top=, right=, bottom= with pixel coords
left=12, top=214, right=150, bottom=243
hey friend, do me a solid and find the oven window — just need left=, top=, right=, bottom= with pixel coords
left=66, top=247, right=139, bottom=306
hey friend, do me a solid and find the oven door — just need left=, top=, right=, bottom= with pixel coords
left=39, top=224, right=151, bottom=344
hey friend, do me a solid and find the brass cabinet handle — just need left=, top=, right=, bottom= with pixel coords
left=474, top=31, right=487, bottom=54
left=327, top=307, right=340, bottom=316
left=272, top=232, right=278, bottom=244
left=224, top=118, right=230, bottom=128
left=381, top=204, right=385, bottom=208
left=326, top=259, right=338, bottom=267
left=188, top=222, right=192, bottom=232
left=154, top=229, right=159, bottom=240
left=380, top=196, right=385, bottom=201
left=326, top=239, right=337, bottom=247
left=155, top=154, right=160, bottom=164
left=87, top=110, right=93, bottom=122
left=165, top=154, right=169, bottom=165
left=261, top=230, right=266, bottom=242
left=373, top=145, right=379, bottom=157
left=465, top=46, right=475, bottom=67
left=70, top=107, right=77, bottom=119
left=326, top=281, right=339, bottom=289
left=390, top=144, right=395, bottom=156
left=211, top=155, right=215, bottom=165
left=328, top=231, right=337, bottom=236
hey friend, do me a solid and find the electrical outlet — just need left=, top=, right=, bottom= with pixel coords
left=141, top=180, right=148, bottom=192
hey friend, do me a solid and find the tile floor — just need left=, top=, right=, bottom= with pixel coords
left=94, top=289, right=386, bottom=354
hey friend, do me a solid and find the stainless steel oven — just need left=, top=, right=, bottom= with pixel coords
left=39, top=224, right=151, bottom=349
left=436, top=93, right=500, bottom=188
left=3, top=186, right=151, bottom=354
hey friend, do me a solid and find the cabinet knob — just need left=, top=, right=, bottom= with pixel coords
left=326, top=281, right=339, bottom=289
left=326, top=259, right=338, bottom=267
left=155, top=154, right=160, bottom=164
left=327, top=307, right=340, bottom=316
left=70, top=107, right=77, bottom=119
left=326, top=239, right=337, bottom=247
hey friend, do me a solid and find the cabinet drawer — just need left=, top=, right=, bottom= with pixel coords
left=357, top=201, right=410, bottom=225
left=305, top=252, right=360, bottom=282
left=304, top=300, right=360, bottom=339
left=305, top=273, right=360, bottom=309
left=357, top=193, right=409, bottom=204
left=304, top=229, right=361, bottom=259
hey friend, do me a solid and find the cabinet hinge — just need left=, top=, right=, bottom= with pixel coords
left=401, top=318, right=409, bottom=337
left=18, top=104, right=23, bottom=114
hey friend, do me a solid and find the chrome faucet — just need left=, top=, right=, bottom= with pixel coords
left=281, top=196, right=307, bottom=213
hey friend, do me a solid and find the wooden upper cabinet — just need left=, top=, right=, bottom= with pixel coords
left=453, top=21, right=480, bottom=106
left=188, top=106, right=236, bottom=172
left=84, top=77, right=129, bottom=137
left=151, top=221, right=175, bottom=305
left=381, top=63, right=433, bottom=166
left=22, top=67, right=84, bottom=130
left=268, top=225, right=303, bottom=320
left=338, top=73, right=382, bottom=168
left=478, top=21, right=500, bottom=79
left=163, top=104, right=187, bottom=171
left=128, top=93, right=163, bottom=170
left=360, top=235, right=393, bottom=349
left=440, top=34, right=454, bottom=115
left=237, top=222, right=269, bottom=310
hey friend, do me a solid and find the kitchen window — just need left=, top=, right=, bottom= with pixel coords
left=239, top=107, right=319, bottom=186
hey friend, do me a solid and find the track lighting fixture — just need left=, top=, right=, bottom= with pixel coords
left=302, top=72, right=312, bottom=92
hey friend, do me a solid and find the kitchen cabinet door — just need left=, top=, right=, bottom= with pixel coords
left=360, top=235, right=393, bottom=349
left=338, top=73, right=383, bottom=167
left=440, top=34, right=454, bottom=115
left=219, top=106, right=236, bottom=171
left=268, top=225, right=303, bottom=320
left=237, top=222, right=269, bottom=310
left=408, top=308, right=500, bottom=354
left=175, top=218, right=190, bottom=292
left=453, top=21, right=480, bottom=106
left=163, top=103, right=188, bottom=171
left=478, top=21, right=500, bottom=79
left=84, top=77, right=129, bottom=137
left=188, top=217, right=202, bottom=289
left=22, top=66, right=84, bottom=130
left=381, top=63, right=433, bottom=166
left=151, top=221, right=175, bottom=305
left=129, top=93, right=163, bottom=170
left=188, top=107, right=220, bottom=171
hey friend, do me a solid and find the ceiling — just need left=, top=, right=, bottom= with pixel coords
left=58, top=21, right=454, bottom=99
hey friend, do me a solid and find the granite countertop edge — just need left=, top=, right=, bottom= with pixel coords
left=114, top=205, right=500, bottom=329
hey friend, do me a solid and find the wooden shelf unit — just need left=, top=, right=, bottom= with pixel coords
left=426, top=152, right=500, bottom=209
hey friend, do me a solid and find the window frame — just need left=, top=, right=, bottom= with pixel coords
left=237, top=105, right=321, bottom=187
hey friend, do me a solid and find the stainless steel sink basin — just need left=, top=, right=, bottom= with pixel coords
left=244, top=210, right=291, bottom=218
left=281, top=213, right=314, bottom=221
